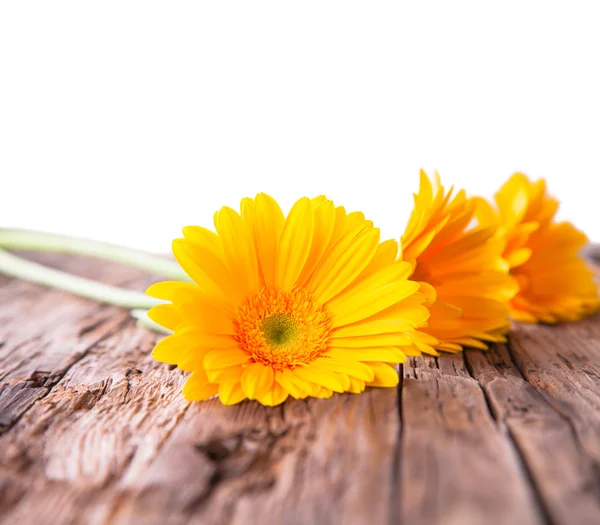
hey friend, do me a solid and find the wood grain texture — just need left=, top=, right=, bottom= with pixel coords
left=1, top=252, right=599, bottom=525
left=399, top=353, right=543, bottom=525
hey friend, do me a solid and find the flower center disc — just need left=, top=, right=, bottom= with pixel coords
left=262, top=315, right=299, bottom=347
left=234, top=287, right=331, bottom=370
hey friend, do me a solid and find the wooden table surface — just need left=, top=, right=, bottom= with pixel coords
left=1, top=252, right=599, bottom=525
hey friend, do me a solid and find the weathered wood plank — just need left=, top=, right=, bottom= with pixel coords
left=398, top=353, right=543, bottom=525
left=1, top=252, right=600, bottom=525
left=466, top=333, right=600, bottom=525
left=108, top=388, right=399, bottom=525
left=0, top=252, right=151, bottom=432
left=0, top=319, right=189, bottom=523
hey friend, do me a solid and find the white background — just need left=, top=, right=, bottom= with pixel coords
left=1, top=2, right=599, bottom=253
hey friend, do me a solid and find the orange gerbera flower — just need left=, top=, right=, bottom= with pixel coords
left=147, top=194, right=429, bottom=406
left=474, top=173, right=599, bottom=323
left=400, top=171, right=516, bottom=353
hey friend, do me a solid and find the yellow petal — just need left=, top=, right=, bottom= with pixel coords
left=440, top=296, right=508, bottom=319
left=293, top=366, right=346, bottom=393
left=311, top=386, right=334, bottom=399
left=327, top=260, right=413, bottom=309
left=204, top=348, right=251, bottom=369
left=357, top=239, right=399, bottom=282
left=177, top=301, right=235, bottom=335
left=253, top=193, right=285, bottom=285
left=151, top=334, right=183, bottom=364
left=370, top=304, right=431, bottom=328
left=146, top=281, right=194, bottom=301
left=274, top=197, right=314, bottom=291
left=218, top=381, right=246, bottom=405
left=506, top=247, right=532, bottom=268
left=241, top=362, right=274, bottom=400
left=182, top=226, right=223, bottom=255
left=326, top=347, right=406, bottom=363
left=330, top=280, right=421, bottom=327
left=306, top=220, right=371, bottom=293
left=313, top=227, right=380, bottom=303
left=310, top=358, right=375, bottom=382
left=206, top=364, right=243, bottom=383
left=297, top=199, right=336, bottom=286
left=153, top=330, right=213, bottom=370
left=183, top=370, right=219, bottom=401
left=172, top=239, right=233, bottom=299
left=215, top=206, right=261, bottom=298
left=331, top=318, right=414, bottom=338
left=255, top=382, right=289, bottom=406
left=347, top=377, right=366, bottom=394
left=178, top=346, right=213, bottom=372
left=328, top=333, right=412, bottom=348
left=425, top=226, right=497, bottom=264
left=365, top=363, right=399, bottom=387
left=275, top=369, right=316, bottom=399
left=472, top=196, right=499, bottom=227
left=147, top=304, right=182, bottom=331
left=451, top=338, right=490, bottom=350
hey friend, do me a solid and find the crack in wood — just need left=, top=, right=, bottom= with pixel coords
left=504, top=335, right=593, bottom=462
left=0, top=316, right=132, bottom=435
left=389, top=365, right=403, bottom=525
left=464, top=349, right=552, bottom=525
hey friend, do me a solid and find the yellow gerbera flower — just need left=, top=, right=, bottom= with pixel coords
left=400, top=171, right=516, bottom=353
left=473, top=173, right=599, bottom=323
left=147, top=194, right=429, bottom=406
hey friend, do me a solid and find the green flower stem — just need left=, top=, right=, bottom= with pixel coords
left=0, top=229, right=189, bottom=281
left=0, top=249, right=162, bottom=309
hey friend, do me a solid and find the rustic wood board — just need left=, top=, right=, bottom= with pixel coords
left=1, top=252, right=599, bottom=525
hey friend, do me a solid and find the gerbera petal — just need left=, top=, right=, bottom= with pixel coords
left=151, top=334, right=183, bottom=364
left=206, top=364, right=243, bottom=383
left=365, top=363, right=399, bottom=387
left=327, top=260, right=413, bottom=309
left=370, top=304, right=431, bottom=328
left=218, top=381, right=246, bottom=405
left=215, top=206, right=261, bottom=297
left=328, top=333, right=412, bottom=348
left=311, top=386, right=334, bottom=399
left=253, top=193, right=285, bottom=285
left=177, top=301, right=235, bottom=334
left=275, top=369, right=316, bottom=399
left=146, top=281, right=191, bottom=301
left=326, top=347, right=406, bottom=363
left=305, top=220, right=372, bottom=293
left=505, top=247, right=532, bottom=267
left=310, top=358, right=375, bottom=382
left=204, top=348, right=251, bottom=369
left=357, top=239, right=399, bottom=282
left=147, top=304, right=182, bottom=331
left=275, top=197, right=314, bottom=291
left=172, top=239, right=233, bottom=299
left=293, top=366, right=346, bottom=393
left=313, top=227, right=380, bottom=303
left=330, top=281, right=421, bottom=327
left=183, top=370, right=219, bottom=401
left=347, top=377, right=366, bottom=394
left=241, top=362, right=274, bottom=400
left=179, top=347, right=213, bottom=372
left=255, top=382, right=289, bottom=406
left=297, top=199, right=336, bottom=286
left=182, top=225, right=223, bottom=254
left=331, top=318, right=414, bottom=338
